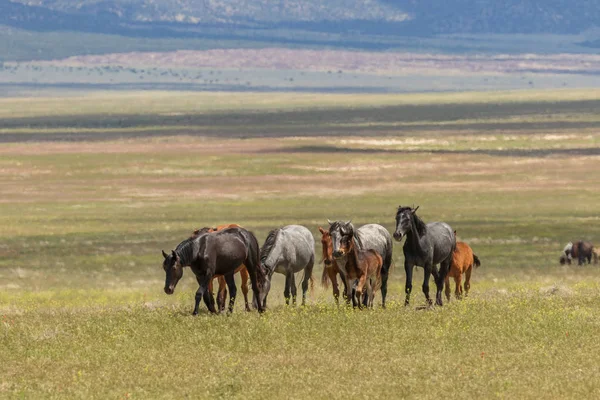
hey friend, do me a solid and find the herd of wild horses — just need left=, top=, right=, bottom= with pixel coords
left=161, top=205, right=597, bottom=314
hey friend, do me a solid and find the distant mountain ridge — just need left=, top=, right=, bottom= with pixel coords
left=5, top=0, right=600, bottom=35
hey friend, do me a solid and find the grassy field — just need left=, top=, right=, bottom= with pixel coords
left=1, top=89, right=600, bottom=398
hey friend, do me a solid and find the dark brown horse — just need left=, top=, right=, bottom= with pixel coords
left=162, top=226, right=266, bottom=314
left=191, top=224, right=250, bottom=312
left=330, top=226, right=383, bottom=308
left=560, top=241, right=598, bottom=266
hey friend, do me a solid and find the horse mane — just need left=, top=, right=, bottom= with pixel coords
left=174, top=236, right=198, bottom=265
left=260, top=229, right=280, bottom=265
left=411, top=212, right=427, bottom=237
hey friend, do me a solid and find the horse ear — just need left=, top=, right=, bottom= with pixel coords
left=327, top=219, right=333, bottom=225
left=171, top=250, right=177, bottom=259
left=346, top=220, right=352, bottom=225
left=162, top=250, right=168, bottom=259
left=318, top=227, right=326, bottom=234
left=413, top=206, right=420, bottom=214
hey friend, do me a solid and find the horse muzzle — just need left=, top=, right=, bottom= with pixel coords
left=324, top=259, right=332, bottom=266
left=164, top=286, right=174, bottom=295
left=333, top=250, right=345, bottom=259
left=393, top=232, right=403, bottom=241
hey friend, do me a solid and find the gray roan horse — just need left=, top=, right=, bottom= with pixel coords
left=260, top=225, right=315, bottom=307
left=328, top=220, right=393, bottom=308
left=393, top=206, right=456, bottom=307
left=162, top=226, right=267, bottom=314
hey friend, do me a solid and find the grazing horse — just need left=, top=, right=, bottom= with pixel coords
left=393, top=206, right=455, bottom=307
left=444, top=233, right=481, bottom=302
left=560, top=241, right=597, bottom=266
left=331, top=226, right=383, bottom=309
left=318, top=227, right=350, bottom=305
left=260, top=225, right=315, bottom=307
left=328, top=220, right=393, bottom=308
left=191, top=224, right=251, bottom=312
left=162, top=226, right=267, bottom=314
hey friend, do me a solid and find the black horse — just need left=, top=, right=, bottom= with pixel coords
left=393, top=206, right=456, bottom=306
left=162, top=226, right=267, bottom=314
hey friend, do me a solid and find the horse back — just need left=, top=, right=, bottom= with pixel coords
left=427, top=222, right=456, bottom=264
left=357, top=223, right=392, bottom=260
left=202, top=228, right=256, bottom=275
left=279, top=225, right=315, bottom=265
left=450, top=241, right=475, bottom=275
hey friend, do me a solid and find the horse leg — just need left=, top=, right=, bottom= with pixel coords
left=240, top=267, right=251, bottom=312
left=284, top=272, right=292, bottom=305
left=194, top=274, right=216, bottom=315
left=464, top=266, right=472, bottom=297
left=454, top=274, right=462, bottom=300
left=435, top=258, right=452, bottom=306
left=301, top=256, right=314, bottom=306
left=224, top=273, right=237, bottom=313
left=328, top=268, right=340, bottom=305
left=340, top=272, right=352, bottom=306
left=422, top=265, right=433, bottom=306
left=404, top=259, right=414, bottom=306
left=216, top=276, right=227, bottom=313
left=244, top=256, right=264, bottom=313
left=344, top=275, right=355, bottom=307
left=355, top=274, right=367, bottom=310
left=367, top=278, right=374, bottom=308
left=290, top=272, right=298, bottom=306
left=380, top=251, right=392, bottom=309
left=444, top=275, right=451, bottom=302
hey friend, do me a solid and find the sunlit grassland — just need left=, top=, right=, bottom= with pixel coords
left=1, top=90, right=600, bottom=398
left=2, top=88, right=600, bottom=119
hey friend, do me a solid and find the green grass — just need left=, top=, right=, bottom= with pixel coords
left=1, top=90, right=600, bottom=398
left=3, top=89, right=600, bottom=119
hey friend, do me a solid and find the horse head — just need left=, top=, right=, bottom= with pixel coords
left=318, top=227, right=334, bottom=266
left=394, top=205, right=419, bottom=241
left=162, top=249, right=183, bottom=295
left=328, top=220, right=354, bottom=259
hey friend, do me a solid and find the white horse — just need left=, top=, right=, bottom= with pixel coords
left=259, top=225, right=315, bottom=307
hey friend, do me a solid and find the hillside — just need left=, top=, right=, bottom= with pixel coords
left=2, top=0, right=600, bottom=63
left=5, top=0, right=600, bottom=35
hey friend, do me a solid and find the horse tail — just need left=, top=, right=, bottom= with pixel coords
left=473, top=254, right=481, bottom=268
left=299, top=267, right=315, bottom=295
left=245, top=230, right=264, bottom=289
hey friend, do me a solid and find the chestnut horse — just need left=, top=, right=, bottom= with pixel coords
left=191, top=224, right=250, bottom=312
left=444, top=233, right=481, bottom=302
left=330, top=226, right=383, bottom=308
left=318, top=227, right=349, bottom=304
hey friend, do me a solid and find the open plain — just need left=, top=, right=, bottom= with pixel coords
left=1, top=90, right=600, bottom=398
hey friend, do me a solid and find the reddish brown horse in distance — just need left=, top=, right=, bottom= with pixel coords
left=331, top=226, right=383, bottom=308
left=444, top=231, right=481, bottom=302
left=318, top=227, right=349, bottom=304
left=191, top=224, right=250, bottom=312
